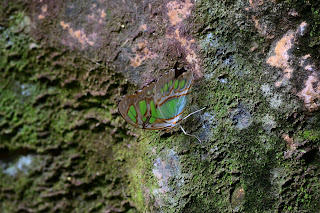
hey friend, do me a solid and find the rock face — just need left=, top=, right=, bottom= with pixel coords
left=1, top=0, right=320, bottom=212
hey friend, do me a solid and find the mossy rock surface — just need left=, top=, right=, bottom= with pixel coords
left=1, top=0, right=320, bottom=212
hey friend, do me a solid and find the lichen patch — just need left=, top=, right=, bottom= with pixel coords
left=261, top=114, right=277, bottom=132
left=231, top=187, right=245, bottom=211
left=269, top=94, right=283, bottom=109
left=230, top=104, right=252, bottom=130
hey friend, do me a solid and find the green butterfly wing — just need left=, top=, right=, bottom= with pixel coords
left=154, top=70, right=193, bottom=129
left=118, top=70, right=193, bottom=130
left=118, top=81, right=162, bottom=129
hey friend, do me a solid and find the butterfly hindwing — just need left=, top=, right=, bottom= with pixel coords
left=119, top=82, right=157, bottom=129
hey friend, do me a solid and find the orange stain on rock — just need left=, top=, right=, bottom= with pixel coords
left=164, top=0, right=202, bottom=78
left=90, top=4, right=97, bottom=10
left=245, top=0, right=264, bottom=11
left=299, top=54, right=313, bottom=72
left=283, top=134, right=296, bottom=150
left=304, top=65, right=312, bottom=71
left=267, top=22, right=308, bottom=83
left=299, top=54, right=311, bottom=67
left=130, top=41, right=157, bottom=68
left=249, top=0, right=264, bottom=7
left=267, top=30, right=296, bottom=87
left=87, top=4, right=106, bottom=24
left=282, top=133, right=297, bottom=158
left=60, top=21, right=95, bottom=47
left=98, top=9, right=106, bottom=18
left=88, top=14, right=95, bottom=21
left=97, top=9, right=106, bottom=23
left=267, top=31, right=295, bottom=79
left=267, top=22, right=320, bottom=111
left=297, top=74, right=320, bottom=111
left=41, top=4, right=47, bottom=12
left=38, top=4, right=48, bottom=20
left=60, top=21, right=70, bottom=29
left=252, top=16, right=274, bottom=39
left=167, top=0, right=193, bottom=26
left=167, top=29, right=202, bottom=78
left=140, top=24, right=147, bottom=31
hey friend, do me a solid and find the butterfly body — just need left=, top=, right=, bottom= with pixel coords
left=118, top=69, right=193, bottom=131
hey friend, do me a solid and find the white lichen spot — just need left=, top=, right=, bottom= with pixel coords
left=261, top=114, right=277, bottom=132
left=270, top=167, right=290, bottom=197
left=152, top=149, right=185, bottom=208
left=202, top=112, right=215, bottom=125
left=260, top=83, right=284, bottom=109
left=299, top=22, right=307, bottom=36
left=270, top=94, right=283, bottom=109
left=260, top=83, right=272, bottom=97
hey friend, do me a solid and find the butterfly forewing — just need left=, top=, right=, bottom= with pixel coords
left=154, top=70, right=193, bottom=128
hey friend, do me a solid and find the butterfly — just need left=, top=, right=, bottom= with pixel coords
left=118, top=69, right=197, bottom=130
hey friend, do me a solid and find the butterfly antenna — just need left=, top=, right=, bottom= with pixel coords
left=183, top=107, right=206, bottom=120
left=180, top=125, right=202, bottom=143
